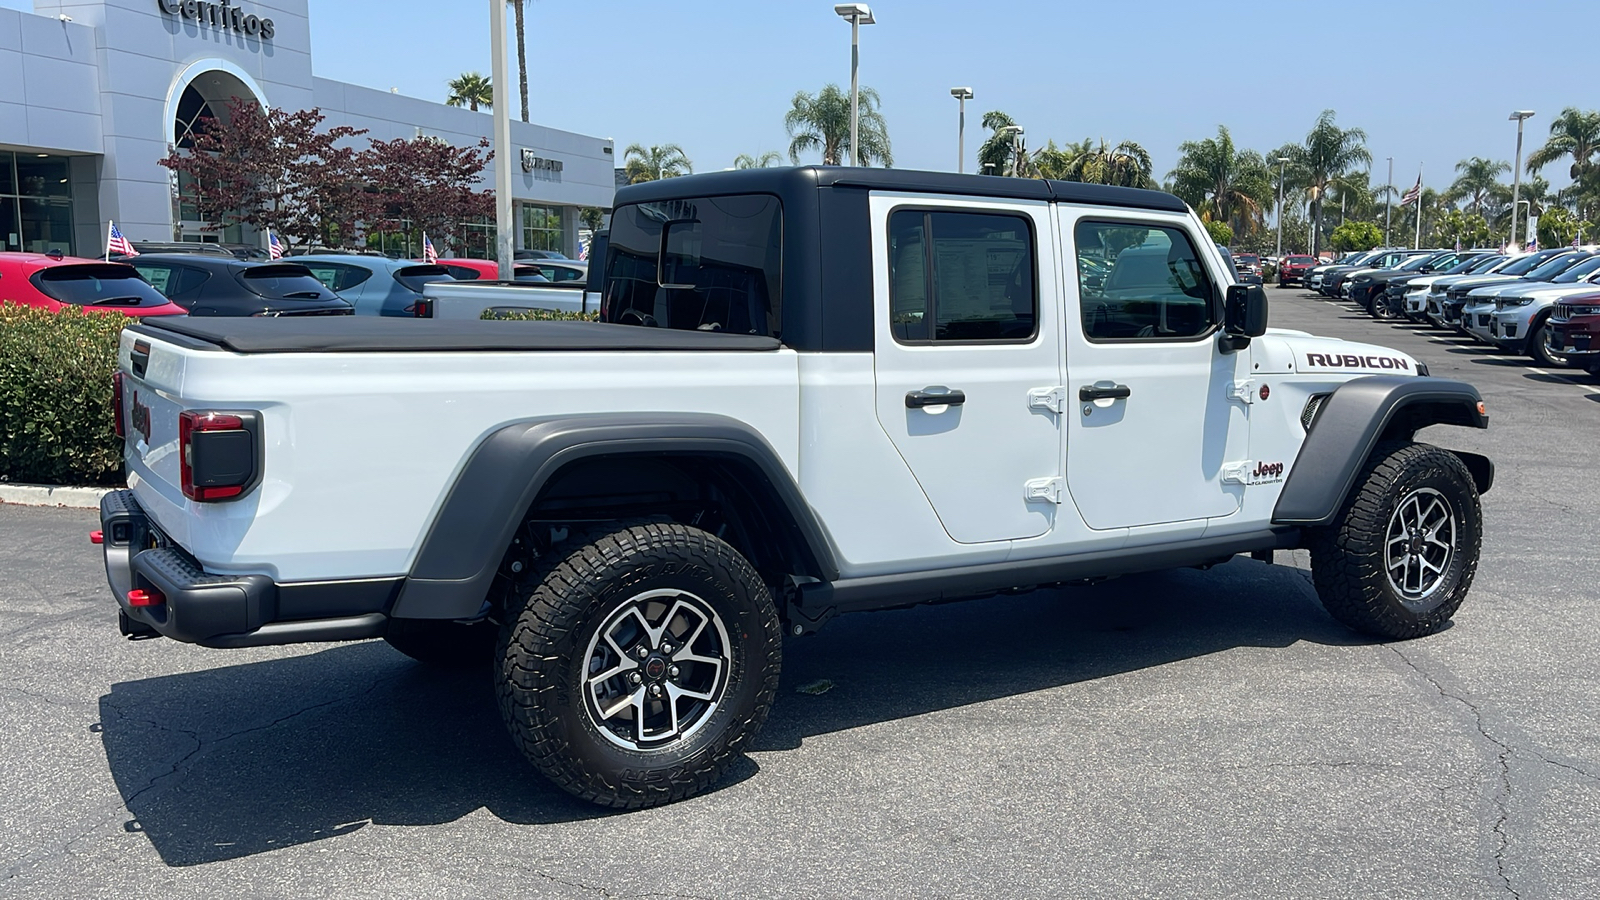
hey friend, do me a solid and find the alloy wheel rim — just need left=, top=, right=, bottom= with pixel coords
left=1384, top=487, right=1457, bottom=608
left=581, top=588, right=731, bottom=751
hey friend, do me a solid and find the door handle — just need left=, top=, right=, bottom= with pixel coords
left=1078, top=383, right=1131, bottom=402
left=906, top=389, right=966, bottom=409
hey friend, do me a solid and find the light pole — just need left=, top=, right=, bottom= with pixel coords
left=998, top=125, right=1024, bottom=176
left=1384, top=156, right=1393, bottom=247
left=1509, top=110, right=1535, bottom=251
left=834, top=4, right=875, bottom=166
left=950, top=87, right=972, bottom=173
left=1275, top=156, right=1289, bottom=258
left=489, top=0, right=515, bottom=278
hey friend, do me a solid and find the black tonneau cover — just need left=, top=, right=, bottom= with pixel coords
left=130, top=317, right=783, bottom=354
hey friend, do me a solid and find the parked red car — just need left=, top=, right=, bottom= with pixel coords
left=1277, top=255, right=1318, bottom=288
left=1548, top=291, right=1600, bottom=375
left=419, top=257, right=549, bottom=282
left=0, top=252, right=186, bottom=316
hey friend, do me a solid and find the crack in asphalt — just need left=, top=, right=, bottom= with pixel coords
left=1388, top=645, right=1520, bottom=900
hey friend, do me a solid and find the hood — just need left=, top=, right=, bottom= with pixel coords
left=1252, top=332, right=1421, bottom=376
left=1467, top=279, right=1538, bottom=298
left=1444, top=274, right=1518, bottom=292
left=1515, top=282, right=1600, bottom=302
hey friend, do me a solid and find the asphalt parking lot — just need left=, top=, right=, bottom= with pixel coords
left=2, top=296, right=1597, bottom=899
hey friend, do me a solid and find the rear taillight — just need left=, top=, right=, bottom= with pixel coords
left=411, top=297, right=434, bottom=318
left=112, top=371, right=126, bottom=438
left=178, top=410, right=259, bottom=502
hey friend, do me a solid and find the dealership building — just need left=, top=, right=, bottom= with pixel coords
left=0, top=0, right=615, bottom=257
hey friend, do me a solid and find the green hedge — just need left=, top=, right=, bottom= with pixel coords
left=0, top=303, right=129, bottom=486
left=480, top=307, right=599, bottom=321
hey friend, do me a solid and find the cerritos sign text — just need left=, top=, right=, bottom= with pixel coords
left=157, top=0, right=276, bottom=40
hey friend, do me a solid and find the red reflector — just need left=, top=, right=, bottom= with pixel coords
left=127, top=588, right=164, bottom=608
left=189, top=413, right=244, bottom=432
left=192, top=484, right=244, bottom=501
left=90, top=530, right=104, bottom=545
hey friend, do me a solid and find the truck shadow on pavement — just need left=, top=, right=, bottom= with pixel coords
left=99, top=558, right=1363, bottom=867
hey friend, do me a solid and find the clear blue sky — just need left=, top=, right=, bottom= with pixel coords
left=9, top=0, right=1594, bottom=193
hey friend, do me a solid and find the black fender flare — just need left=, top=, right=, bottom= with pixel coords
left=390, top=413, right=840, bottom=619
left=1272, top=375, right=1491, bottom=526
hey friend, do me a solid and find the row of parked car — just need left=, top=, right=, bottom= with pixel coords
left=1287, top=245, right=1600, bottom=376
left=0, top=246, right=587, bottom=319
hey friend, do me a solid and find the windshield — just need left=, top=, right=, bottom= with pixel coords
left=30, top=265, right=172, bottom=308
left=1395, top=254, right=1437, bottom=272
left=237, top=265, right=337, bottom=299
left=1527, top=254, right=1590, bottom=281
left=1286, top=256, right=1315, bottom=265
left=1449, top=256, right=1496, bottom=275
left=1553, top=256, right=1600, bottom=283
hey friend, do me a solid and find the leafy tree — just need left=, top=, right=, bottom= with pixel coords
left=508, top=0, right=528, bottom=122
left=977, top=111, right=1025, bottom=176
left=1281, top=110, right=1371, bottom=255
left=157, top=98, right=369, bottom=251
left=579, top=207, right=604, bottom=232
left=1330, top=221, right=1382, bottom=252
left=1433, top=209, right=1490, bottom=251
left=734, top=151, right=783, bottom=169
left=622, top=143, right=692, bottom=183
left=1536, top=206, right=1586, bottom=249
left=364, top=135, right=496, bottom=255
left=1447, top=157, right=1510, bottom=216
left=1167, top=126, right=1271, bottom=235
left=1204, top=220, right=1234, bottom=246
left=785, top=84, right=892, bottom=167
left=445, top=72, right=493, bottom=112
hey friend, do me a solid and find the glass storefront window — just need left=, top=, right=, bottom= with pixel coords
left=522, top=203, right=564, bottom=253
left=0, top=151, right=75, bottom=255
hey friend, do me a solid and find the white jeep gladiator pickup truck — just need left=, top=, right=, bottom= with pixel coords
left=96, top=167, right=1493, bottom=808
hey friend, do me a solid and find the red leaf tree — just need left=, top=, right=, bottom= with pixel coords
left=362, top=136, right=496, bottom=255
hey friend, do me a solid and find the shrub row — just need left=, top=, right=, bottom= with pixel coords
left=479, top=307, right=600, bottom=321
left=0, top=303, right=128, bottom=486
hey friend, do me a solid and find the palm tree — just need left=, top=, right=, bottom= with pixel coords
left=734, top=152, right=783, bottom=169
left=445, top=72, right=493, bottom=112
left=1526, top=108, right=1600, bottom=182
left=1283, top=110, right=1372, bottom=255
left=1447, top=157, right=1510, bottom=216
left=623, top=144, right=692, bottom=183
left=976, top=112, right=1026, bottom=176
left=508, top=0, right=529, bottom=122
left=785, top=84, right=892, bottom=167
left=1167, top=126, right=1270, bottom=234
left=1061, top=139, right=1155, bottom=188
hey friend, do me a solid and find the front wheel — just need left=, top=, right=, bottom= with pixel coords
left=1309, top=442, right=1482, bottom=639
left=497, top=521, right=781, bottom=808
left=1527, top=316, right=1570, bottom=368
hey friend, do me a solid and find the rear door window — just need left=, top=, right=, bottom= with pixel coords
left=31, top=265, right=172, bottom=309
left=443, top=265, right=483, bottom=281
left=393, top=265, right=453, bottom=294
left=888, top=208, right=1037, bottom=342
left=302, top=263, right=374, bottom=292
left=602, top=194, right=782, bottom=335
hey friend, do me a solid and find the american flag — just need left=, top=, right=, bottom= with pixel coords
left=422, top=234, right=438, bottom=264
left=1400, top=175, right=1423, bottom=206
left=268, top=230, right=283, bottom=260
left=107, top=222, right=137, bottom=257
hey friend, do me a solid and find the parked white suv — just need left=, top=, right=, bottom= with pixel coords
left=94, top=168, right=1493, bottom=808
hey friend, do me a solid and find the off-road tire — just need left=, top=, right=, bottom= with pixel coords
left=496, top=521, right=781, bottom=809
left=1309, top=441, right=1482, bottom=639
left=383, top=618, right=496, bottom=667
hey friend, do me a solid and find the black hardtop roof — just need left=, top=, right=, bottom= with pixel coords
left=614, top=166, right=1188, bottom=213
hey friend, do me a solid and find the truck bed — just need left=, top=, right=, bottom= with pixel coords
left=129, top=316, right=783, bottom=354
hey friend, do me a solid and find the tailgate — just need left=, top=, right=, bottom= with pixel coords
left=118, top=331, right=191, bottom=509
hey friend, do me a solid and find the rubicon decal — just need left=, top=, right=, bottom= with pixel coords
left=1303, top=352, right=1411, bottom=371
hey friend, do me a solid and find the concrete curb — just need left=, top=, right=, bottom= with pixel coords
left=0, top=483, right=116, bottom=509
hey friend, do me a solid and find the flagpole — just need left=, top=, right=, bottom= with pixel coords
left=1414, top=164, right=1422, bottom=250
left=106, top=220, right=112, bottom=262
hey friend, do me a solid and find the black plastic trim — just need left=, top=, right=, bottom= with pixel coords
left=198, top=614, right=388, bottom=649
left=1272, top=375, right=1490, bottom=526
left=795, top=528, right=1300, bottom=617
left=391, top=414, right=840, bottom=619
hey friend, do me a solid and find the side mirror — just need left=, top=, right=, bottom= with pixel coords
left=1221, top=284, right=1268, bottom=351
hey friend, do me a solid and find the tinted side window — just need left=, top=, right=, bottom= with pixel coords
left=602, top=194, right=782, bottom=336
left=1075, top=221, right=1216, bottom=341
left=134, top=264, right=175, bottom=294
left=888, top=209, right=1036, bottom=343
left=169, top=266, right=211, bottom=295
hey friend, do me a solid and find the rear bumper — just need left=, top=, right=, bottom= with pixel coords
left=100, top=490, right=397, bottom=647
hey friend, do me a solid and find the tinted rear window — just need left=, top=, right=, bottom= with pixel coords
left=237, top=264, right=336, bottom=299
left=444, top=265, right=484, bottom=281
left=602, top=194, right=782, bottom=336
left=31, top=265, right=171, bottom=308
left=394, top=265, right=454, bottom=294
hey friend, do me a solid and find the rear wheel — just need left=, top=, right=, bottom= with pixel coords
left=497, top=521, right=781, bottom=808
left=1309, top=442, right=1481, bottom=639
